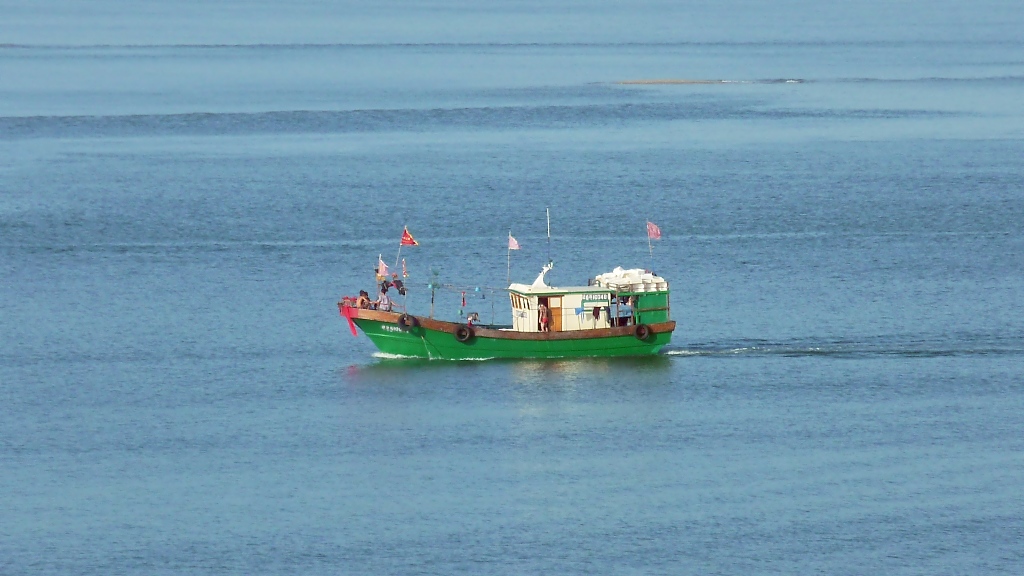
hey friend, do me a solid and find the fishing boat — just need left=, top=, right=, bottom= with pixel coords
left=339, top=264, right=675, bottom=360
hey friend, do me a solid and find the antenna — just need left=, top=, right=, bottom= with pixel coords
left=428, top=266, right=440, bottom=319
left=546, top=207, right=551, bottom=263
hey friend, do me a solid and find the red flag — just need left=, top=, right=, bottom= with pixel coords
left=339, top=303, right=358, bottom=337
left=400, top=227, right=419, bottom=246
left=647, top=221, right=662, bottom=240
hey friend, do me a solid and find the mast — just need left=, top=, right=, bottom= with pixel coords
left=507, top=230, right=512, bottom=285
left=647, top=219, right=654, bottom=268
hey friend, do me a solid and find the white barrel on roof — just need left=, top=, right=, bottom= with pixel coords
left=594, top=267, right=668, bottom=292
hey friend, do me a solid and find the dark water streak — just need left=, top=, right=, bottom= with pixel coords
left=0, top=103, right=950, bottom=140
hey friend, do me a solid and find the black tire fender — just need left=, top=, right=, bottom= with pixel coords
left=398, top=314, right=419, bottom=330
left=634, top=324, right=652, bottom=341
left=455, top=325, right=474, bottom=343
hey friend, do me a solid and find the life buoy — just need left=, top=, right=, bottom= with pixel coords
left=634, top=324, right=651, bottom=341
left=455, top=325, right=474, bottom=343
left=398, top=314, right=419, bottom=329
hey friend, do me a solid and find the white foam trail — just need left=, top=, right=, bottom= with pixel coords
left=663, top=347, right=757, bottom=356
left=371, top=352, right=420, bottom=360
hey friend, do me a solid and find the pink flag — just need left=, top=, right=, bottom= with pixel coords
left=647, top=221, right=662, bottom=240
left=377, top=255, right=388, bottom=277
left=508, top=234, right=521, bottom=250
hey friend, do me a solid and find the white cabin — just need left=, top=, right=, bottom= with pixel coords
left=507, top=266, right=670, bottom=333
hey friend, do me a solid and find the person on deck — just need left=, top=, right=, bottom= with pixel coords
left=356, top=290, right=372, bottom=309
left=538, top=303, right=550, bottom=332
left=375, top=286, right=392, bottom=312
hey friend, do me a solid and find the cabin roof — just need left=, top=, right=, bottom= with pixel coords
left=507, top=283, right=614, bottom=296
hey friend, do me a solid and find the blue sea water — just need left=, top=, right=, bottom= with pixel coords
left=2, top=1, right=1024, bottom=574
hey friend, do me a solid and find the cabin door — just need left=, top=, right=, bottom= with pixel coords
left=549, top=296, right=562, bottom=331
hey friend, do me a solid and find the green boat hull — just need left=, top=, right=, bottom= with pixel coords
left=352, top=314, right=674, bottom=360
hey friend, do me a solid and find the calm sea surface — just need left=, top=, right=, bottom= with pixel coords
left=2, top=1, right=1024, bottom=574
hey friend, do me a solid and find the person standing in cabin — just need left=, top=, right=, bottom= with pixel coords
left=538, top=303, right=549, bottom=332
left=617, top=296, right=633, bottom=326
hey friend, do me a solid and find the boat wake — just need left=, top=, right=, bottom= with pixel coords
left=663, top=335, right=1024, bottom=359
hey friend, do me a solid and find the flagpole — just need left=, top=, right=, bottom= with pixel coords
left=394, top=225, right=406, bottom=272
left=647, top=219, right=654, bottom=269
left=507, top=231, right=512, bottom=285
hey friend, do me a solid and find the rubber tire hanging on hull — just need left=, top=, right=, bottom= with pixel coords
left=455, top=325, right=475, bottom=343
left=634, top=324, right=651, bottom=341
left=398, top=314, right=419, bottom=330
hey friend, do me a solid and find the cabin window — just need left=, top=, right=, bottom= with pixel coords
left=509, top=293, right=531, bottom=310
